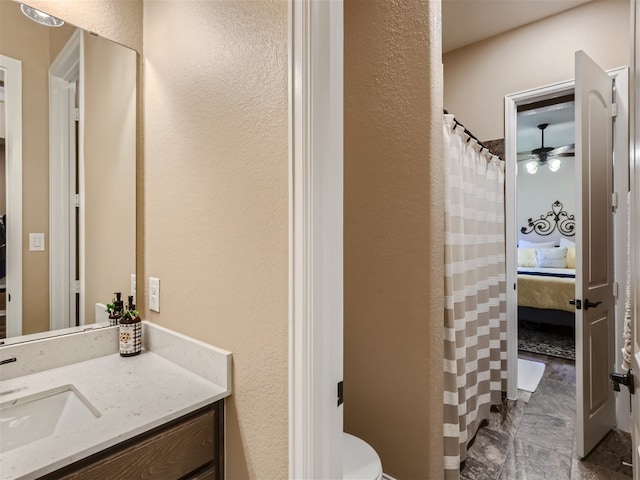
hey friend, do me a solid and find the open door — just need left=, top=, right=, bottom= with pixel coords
left=574, top=50, right=617, bottom=458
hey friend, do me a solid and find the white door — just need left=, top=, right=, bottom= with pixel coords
left=574, top=49, right=616, bottom=458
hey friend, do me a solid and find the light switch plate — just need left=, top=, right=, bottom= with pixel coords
left=29, top=233, right=45, bottom=252
left=149, top=277, right=160, bottom=312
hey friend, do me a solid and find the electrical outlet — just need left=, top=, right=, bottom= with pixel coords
left=130, top=274, right=137, bottom=305
left=149, top=277, right=160, bottom=312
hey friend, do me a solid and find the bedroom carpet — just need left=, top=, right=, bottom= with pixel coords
left=517, top=358, right=545, bottom=392
left=518, top=322, right=575, bottom=361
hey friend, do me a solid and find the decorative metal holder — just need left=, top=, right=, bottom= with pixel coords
left=521, top=200, right=575, bottom=237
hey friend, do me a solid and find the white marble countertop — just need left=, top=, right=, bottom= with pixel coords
left=0, top=321, right=232, bottom=480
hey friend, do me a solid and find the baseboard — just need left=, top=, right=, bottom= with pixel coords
left=382, top=474, right=397, bottom=480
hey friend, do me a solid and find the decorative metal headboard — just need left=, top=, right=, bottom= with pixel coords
left=521, top=200, right=575, bottom=237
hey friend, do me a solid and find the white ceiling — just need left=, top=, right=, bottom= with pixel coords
left=442, top=0, right=594, bottom=53
left=517, top=101, right=575, bottom=153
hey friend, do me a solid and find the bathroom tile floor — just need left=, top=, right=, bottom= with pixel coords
left=461, top=351, right=633, bottom=480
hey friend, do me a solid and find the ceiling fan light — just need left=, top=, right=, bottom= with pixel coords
left=548, top=158, right=562, bottom=172
left=525, top=160, right=539, bottom=174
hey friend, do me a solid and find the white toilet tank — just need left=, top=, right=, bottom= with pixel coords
left=343, top=432, right=383, bottom=480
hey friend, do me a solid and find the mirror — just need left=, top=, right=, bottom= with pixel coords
left=0, top=1, right=137, bottom=345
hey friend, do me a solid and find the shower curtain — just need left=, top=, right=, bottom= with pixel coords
left=442, top=114, right=507, bottom=479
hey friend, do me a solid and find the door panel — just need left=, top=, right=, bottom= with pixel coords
left=575, top=49, right=616, bottom=458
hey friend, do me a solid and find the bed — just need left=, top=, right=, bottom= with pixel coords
left=517, top=200, right=576, bottom=328
left=517, top=267, right=575, bottom=328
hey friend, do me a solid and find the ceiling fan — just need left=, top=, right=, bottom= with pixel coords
left=517, top=123, right=574, bottom=174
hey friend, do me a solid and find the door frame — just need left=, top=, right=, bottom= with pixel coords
left=504, top=67, right=630, bottom=433
left=49, top=29, right=80, bottom=331
left=630, top=2, right=640, bottom=478
left=0, top=54, right=23, bottom=338
left=288, top=0, right=344, bottom=477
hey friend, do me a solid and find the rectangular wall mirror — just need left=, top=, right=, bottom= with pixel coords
left=0, top=0, right=137, bottom=344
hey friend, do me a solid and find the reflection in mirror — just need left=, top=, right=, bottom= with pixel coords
left=0, top=1, right=136, bottom=345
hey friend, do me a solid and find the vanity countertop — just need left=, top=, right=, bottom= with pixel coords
left=0, top=321, right=232, bottom=480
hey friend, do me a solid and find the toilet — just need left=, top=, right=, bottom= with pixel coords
left=343, top=432, right=383, bottom=480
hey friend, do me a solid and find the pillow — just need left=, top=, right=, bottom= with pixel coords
left=559, top=238, right=576, bottom=248
left=536, top=247, right=568, bottom=268
left=517, top=248, right=537, bottom=267
left=566, top=247, right=576, bottom=269
left=519, top=239, right=556, bottom=248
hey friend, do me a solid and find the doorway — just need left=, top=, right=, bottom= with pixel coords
left=505, top=65, right=630, bottom=450
left=515, top=96, right=577, bottom=366
left=49, top=29, right=81, bottom=331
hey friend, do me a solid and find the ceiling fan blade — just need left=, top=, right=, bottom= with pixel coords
left=548, top=143, right=575, bottom=155
left=517, top=153, right=538, bottom=162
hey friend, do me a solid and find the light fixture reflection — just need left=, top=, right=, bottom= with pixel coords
left=525, top=161, right=539, bottom=174
left=547, top=158, right=562, bottom=172
left=20, top=4, right=65, bottom=27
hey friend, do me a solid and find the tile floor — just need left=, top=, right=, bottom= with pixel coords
left=461, top=351, right=633, bottom=480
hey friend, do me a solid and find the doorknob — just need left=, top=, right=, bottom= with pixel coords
left=569, top=299, right=581, bottom=309
left=584, top=299, right=602, bottom=310
left=610, top=369, right=634, bottom=394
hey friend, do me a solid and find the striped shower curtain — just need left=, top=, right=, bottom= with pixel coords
left=442, top=114, right=507, bottom=479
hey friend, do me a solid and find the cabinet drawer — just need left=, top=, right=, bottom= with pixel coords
left=55, top=406, right=217, bottom=480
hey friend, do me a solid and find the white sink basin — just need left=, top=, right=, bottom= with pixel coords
left=0, top=385, right=100, bottom=453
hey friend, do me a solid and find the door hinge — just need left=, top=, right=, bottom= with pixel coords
left=74, top=108, right=80, bottom=122
left=612, top=192, right=618, bottom=213
left=611, top=102, right=618, bottom=118
left=73, top=194, right=80, bottom=208
left=71, top=280, right=80, bottom=294
left=613, top=282, right=619, bottom=299
left=337, top=381, right=344, bottom=407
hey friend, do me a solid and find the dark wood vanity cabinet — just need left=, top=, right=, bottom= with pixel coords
left=42, top=400, right=224, bottom=480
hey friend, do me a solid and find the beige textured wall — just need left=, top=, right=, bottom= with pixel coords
left=143, top=1, right=289, bottom=478
left=443, top=0, right=629, bottom=141
left=83, top=30, right=136, bottom=322
left=344, top=0, right=444, bottom=478
left=1, top=0, right=52, bottom=334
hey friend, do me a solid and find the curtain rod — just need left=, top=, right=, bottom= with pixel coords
left=443, top=109, right=495, bottom=156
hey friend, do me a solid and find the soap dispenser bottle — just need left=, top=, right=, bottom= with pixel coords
left=109, top=292, right=123, bottom=326
left=119, top=295, right=141, bottom=357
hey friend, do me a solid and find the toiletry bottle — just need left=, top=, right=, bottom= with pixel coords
left=119, top=295, right=141, bottom=357
left=109, top=292, right=123, bottom=326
